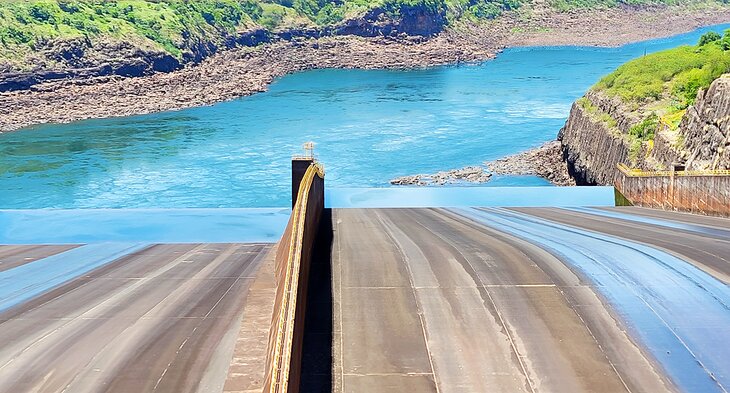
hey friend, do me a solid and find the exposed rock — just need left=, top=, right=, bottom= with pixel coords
left=391, top=166, right=492, bottom=186
left=390, top=141, right=575, bottom=186
left=0, top=3, right=444, bottom=93
left=681, top=75, right=730, bottom=170
left=0, top=27, right=265, bottom=93
left=333, top=5, right=446, bottom=37
left=559, top=95, right=634, bottom=186
left=559, top=74, right=730, bottom=186
left=49, top=37, right=88, bottom=68
left=559, top=88, right=689, bottom=186
left=0, top=38, right=183, bottom=92
left=486, top=141, right=576, bottom=186
left=2, top=5, right=730, bottom=132
left=390, top=174, right=428, bottom=186
left=0, top=34, right=496, bottom=132
left=237, top=28, right=273, bottom=47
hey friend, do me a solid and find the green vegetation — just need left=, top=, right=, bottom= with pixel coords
left=445, top=0, right=524, bottom=21
left=629, top=112, right=658, bottom=141
left=2, top=0, right=720, bottom=62
left=662, top=108, right=685, bottom=129
left=596, top=30, right=730, bottom=107
left=0, top=0, right=727, bottom=71
left=698, top=30, right=721, bottom=46
left=0, top=0, right=533, bottom=69
left=0, top=1, right=450, bottom=66
left=578, top=96, right=619, bottom=130
left=627, top=113, right=657, bottom=164
left=614, top=188, right=634, bottom=206
left=628, top=138, right=643, bottom=162
left=586, top=30, right=730, bottom=164
left=577, top=96, right=593, bottom=110
left=0, top=0, right=268, bottom=60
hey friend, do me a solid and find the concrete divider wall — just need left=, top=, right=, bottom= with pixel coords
left=264, top=163, right=325, bottom=393
left=616, top=174, right=730, bottom=217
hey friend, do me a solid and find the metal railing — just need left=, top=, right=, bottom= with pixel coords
left=268, top=162, right=324, bottom=393
left=617, top=163, right=730, bottom=177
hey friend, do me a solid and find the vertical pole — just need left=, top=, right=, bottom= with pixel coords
left=292, top=158, right=313, bottom=208
left=667, top=166, right=679, bottom=211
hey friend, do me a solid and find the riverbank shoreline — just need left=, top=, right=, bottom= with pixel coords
left=390, top=141, right=576, bottom=187
left=1, top=4, right=729, bottom=134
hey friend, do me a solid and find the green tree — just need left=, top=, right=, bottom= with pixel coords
left=721, top=29, right=730, bottom=51
left=698, top=31, right=721, bottom=46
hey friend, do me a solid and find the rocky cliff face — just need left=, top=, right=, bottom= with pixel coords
left=333, top=5, right=445, bottom=37
left=0, top=38, right=182, bottom=92
left=559, top=74, right=730, bottom=185
left=559, top=102, right=629, bottom=186
left=0, top=27, right=279, bottom=92
left=680, top=74, right=730, bottom=170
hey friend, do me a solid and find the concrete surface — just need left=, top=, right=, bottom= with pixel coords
left=331, top=207, right=730, bottom=393
left=458, top=207, right=730, bottom=392
left=0, top=243, right=273, bottom=393
left=0, top=245, right=78, bottom=272
left=224, top=246, right=279, bottom=393
left=515, top=207, right=730, bottom=283
left=3, top=205, right=728, bottom=393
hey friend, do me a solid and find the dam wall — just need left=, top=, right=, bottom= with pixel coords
left=616, top=165, right=730, bottom=217
left=264, top=161, right=325, bottom=393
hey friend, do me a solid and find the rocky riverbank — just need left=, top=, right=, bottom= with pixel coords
left=390, top=167, right=493, bottom=186
left=390, top=141, right=575, bottom=186
left=488, top=141, right=576, bottom=186
left=2, top=4, right=730, bottom=133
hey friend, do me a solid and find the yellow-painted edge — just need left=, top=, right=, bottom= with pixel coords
left=617, top=163, right=730, bottom=177
left=268, top=163, right=324, bottom=393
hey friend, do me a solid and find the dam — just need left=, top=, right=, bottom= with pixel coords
left=2, top=0, right=730, bottom=389
left=0, top=157, right=728, bottom=393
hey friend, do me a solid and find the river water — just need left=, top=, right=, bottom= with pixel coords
left=1, top=24, right=727, bottom=209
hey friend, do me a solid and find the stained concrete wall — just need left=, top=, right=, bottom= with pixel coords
left=616, top=174, right=730, bottom=217
left=264, top=163, right=325, bottom=393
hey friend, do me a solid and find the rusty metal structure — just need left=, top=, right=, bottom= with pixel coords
left=615, top=163, right=730, bottom=217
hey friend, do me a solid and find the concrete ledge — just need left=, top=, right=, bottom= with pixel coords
left=224, top=246, right=278, bottom=393
left=326, top=186, right=616, bottom=208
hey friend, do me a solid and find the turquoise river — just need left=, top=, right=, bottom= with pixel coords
left=1, top=24, right=727, bottom=209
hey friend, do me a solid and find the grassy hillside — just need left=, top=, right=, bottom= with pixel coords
left=597, top=31, right=730, bottom=104
left=1, top=0, right=720, bottom=59
left=593, top=30, right=730, bottom=138
left=0, top=0, right=726, bottom=76
left=0, top=1, right=266, bottom=60
left=0, top=0, right=515, bottom=52
left=0, top=0, right=521, bottom=70
left=578, top=30, right=730, bottom=163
